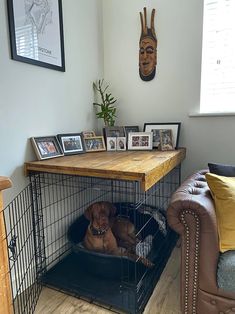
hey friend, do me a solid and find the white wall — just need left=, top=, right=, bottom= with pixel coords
left=2, top=0, right=235, bottom=205
left=102, top=0, right=235, bottom=179
left=0, top=0, right=104, bottom=203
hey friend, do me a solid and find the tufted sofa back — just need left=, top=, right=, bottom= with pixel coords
left=167, top=170, right=235, bottom=314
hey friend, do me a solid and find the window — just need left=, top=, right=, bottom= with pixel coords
left=200, top=0, right=235, bottom=113
left=15, top=24, right=39, bottom=60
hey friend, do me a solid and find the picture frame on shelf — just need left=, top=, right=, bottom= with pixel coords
left=159, top=129, right=174, bottom=151
left=31, top=136, right=64, bottom=160
left=124, top=126, right=140, bottom=143
left=128, top=132, right=153, bottom=150
left=151, top=129, right=161, bottom=149
left=103, top=126, right=125, bottom=138
left=82, top=131, right=96, bottom=138
left=106, top=137, right=117, bottom=151
left=57, top=133, right=85, bottom=155
left=7, top=0, right=65, bottom=72
left=84, top=136, right=106, bottom=152
left=117, top=137, right=126, bottom=151
left=143, top=122, right=181, bottom=149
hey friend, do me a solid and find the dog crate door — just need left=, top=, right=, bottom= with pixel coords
left=4, top=182, right=43, bottom=314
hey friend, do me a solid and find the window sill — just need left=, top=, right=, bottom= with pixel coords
left=188, top=112, right=235, bottom=117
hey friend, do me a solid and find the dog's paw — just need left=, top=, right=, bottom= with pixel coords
left=139, top=257, right=154, bottom=268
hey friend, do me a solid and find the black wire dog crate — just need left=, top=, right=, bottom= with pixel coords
left=4, top=166, right=180, bottom=314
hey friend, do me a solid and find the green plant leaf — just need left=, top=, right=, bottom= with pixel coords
left=93, top=102, right=102, bottom=107
left=93, top=79, right=117, bottom=126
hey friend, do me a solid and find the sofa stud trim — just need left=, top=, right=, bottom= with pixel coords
left=180, top=210, right=200, bottom=314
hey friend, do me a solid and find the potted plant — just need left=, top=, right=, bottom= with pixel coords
left=93, top=79, right=117, bottom=127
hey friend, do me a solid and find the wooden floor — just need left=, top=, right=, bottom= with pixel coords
left=35, top=247, right=181, bottom=314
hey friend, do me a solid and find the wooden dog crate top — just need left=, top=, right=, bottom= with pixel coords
left=25, top=148, right=186, bottom=191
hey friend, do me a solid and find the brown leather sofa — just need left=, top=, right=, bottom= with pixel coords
left=167, top=169, right=235, bottom=314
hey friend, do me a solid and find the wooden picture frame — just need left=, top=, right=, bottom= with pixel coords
left=7, top=0, right=65, bottom=71
left=82, top=131, right=96, bottom=138
left=31, top=136, right=64, bottom=160
left=159, top=129, right=174, bottom=151
left=128, top=132, right=153, bottom=150
left=84, top=136, right=106, bottom=152
left=57, top=133, right=85, bottom=155
left=143, top=122, right=181, bottom=149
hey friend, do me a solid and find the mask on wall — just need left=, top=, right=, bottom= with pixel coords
left=139, top=7, right=157, bottom=81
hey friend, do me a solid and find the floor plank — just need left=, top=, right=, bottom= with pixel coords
left=35, top=247, right=181, bottom=314
left=143, top=247, right=181, bottom=314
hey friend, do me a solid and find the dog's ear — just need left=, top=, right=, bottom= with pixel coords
left=84, top=204, right=93, bottom=221
left=108, top=203, right=117, bottom=217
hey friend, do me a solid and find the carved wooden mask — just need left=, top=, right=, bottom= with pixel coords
left=139, top=7, right=157, bottom=81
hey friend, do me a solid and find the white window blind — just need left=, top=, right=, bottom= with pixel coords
left=15, top=24, right=39, bottom=60
left=200, top=0, right=235, bottom=113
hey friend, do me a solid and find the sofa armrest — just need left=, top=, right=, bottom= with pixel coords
left=167, top=170, right=220, bottom=313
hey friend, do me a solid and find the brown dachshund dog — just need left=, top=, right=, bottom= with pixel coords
left=83, top=201, right=154, bottom=268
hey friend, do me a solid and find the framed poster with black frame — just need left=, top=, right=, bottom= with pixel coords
left=143, top=122, right=181, bottom=149
left=7, top=0, right=65, bottom=72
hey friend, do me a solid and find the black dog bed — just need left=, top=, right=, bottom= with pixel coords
left=67, top=202, right=165, bottom=280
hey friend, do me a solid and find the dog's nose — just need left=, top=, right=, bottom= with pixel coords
left=100, top=215, right=108, bottom=221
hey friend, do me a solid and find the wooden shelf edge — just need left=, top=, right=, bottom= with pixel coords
left=24, top=148, right=186, bottom=192
left=143, top=148, right=186, bottom=191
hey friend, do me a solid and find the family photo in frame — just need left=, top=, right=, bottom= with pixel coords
left=117, top=137, right=126, bottom=151
left=57, top=133, right=85, bottom=155
left=31, top=136, right=64, bottom=160
left=159, top=129, right=174, bottom=151
left=143, top=122, right=181, bottom=149
left=82, top=131, right=96, bottom=138
left=30, top=123, right=181, bottom=159
left=107, top=137, right=116, bottom=151
left=84, top=136, right=106, bottom=152
left=128, top=132, right=153, bottom=150
left=124, top=126, right=139, bottom=139
left=107, top=137, right=126, bottom=151
left=103, top=126, right=125, bottom=138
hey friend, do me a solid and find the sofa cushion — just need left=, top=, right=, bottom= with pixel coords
left=205, top=173, right=235, bottom=252
left=217, top=250, right=235, bottom=292
left=208, top=162, right=235, bottom=177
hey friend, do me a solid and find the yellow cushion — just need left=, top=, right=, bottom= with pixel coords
left=205, top=173, right=235, bottom=252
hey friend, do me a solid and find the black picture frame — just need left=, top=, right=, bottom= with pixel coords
left=31, top=136, right=64, bottom=160
left=124, top=126, right=140, bottom=139
left=57, top=133, right=85, bottom=155
left=143, top=122, right=181, bottom=149
left=7, top=0, right=65, bottom=72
